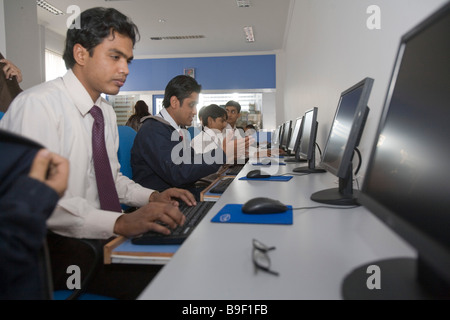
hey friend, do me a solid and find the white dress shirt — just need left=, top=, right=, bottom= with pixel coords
left=191, top=126, right=224, bottom=154
left=0, top=69, right=153, bottom=239
left=224, top=123, right=244, bottom=140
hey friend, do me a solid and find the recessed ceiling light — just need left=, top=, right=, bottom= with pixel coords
left=36, top=0, right=64, bottom=15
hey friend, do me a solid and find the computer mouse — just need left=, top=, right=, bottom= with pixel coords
left=246, top=169, right=271, bottom=179
left=242, top=197, right=288, bottom=214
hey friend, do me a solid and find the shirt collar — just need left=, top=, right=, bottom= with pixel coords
left=62, top=69, right=102, bottom=116
left=226, top=123, right=236, bottom=131
left=158, top=108, right=180, bottom=131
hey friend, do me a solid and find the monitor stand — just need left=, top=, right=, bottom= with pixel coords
left=284, top=157, right=307, bottom=163
left=311, top=188, right=359, bottom=206
left=341, top=257, right=449, bottom=299
left=292, top=149, right=325, bottom=173
left=311, top=163, right=358, bottom=206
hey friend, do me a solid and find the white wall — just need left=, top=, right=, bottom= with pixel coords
left=3, top=0, right=44, bottom=89
left=0, top=0, right=5, bottom=55
left=281, top=0, right=447, bottom=178
left=45, top=28, right=65, bottom=55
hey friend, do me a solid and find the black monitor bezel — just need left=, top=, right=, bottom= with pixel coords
left=358, top=2, right=450, bottom=294
left=320, top=77, right=374, bottom=179
left=288, top=116, right=303, bottom=152
left=280, top=120, right=292, bottom=150
left=298, top=107, right=318, bottom=161
left=272, top=125, right=281, bottom=146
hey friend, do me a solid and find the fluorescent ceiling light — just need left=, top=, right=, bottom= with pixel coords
left=243, top=26, right=255, bottom=42
left=237, top=0, right=251, bottom=8
left=150, top=35, right=205, bottom=40
left=36, top=0, right=64, bottom=15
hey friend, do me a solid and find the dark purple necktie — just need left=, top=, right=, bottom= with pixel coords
left=90, top=105, right=122, bottom=212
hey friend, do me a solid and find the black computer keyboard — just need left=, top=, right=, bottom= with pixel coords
left=209, top=177, right=234, bottom=194
left=131, top=201, right=215, bottom=245
left=225, top=164, right=245, bottom=175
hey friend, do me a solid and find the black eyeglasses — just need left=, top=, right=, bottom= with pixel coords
left=252, top=239, right=279, bottom=276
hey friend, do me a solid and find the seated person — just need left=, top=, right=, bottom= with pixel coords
left=192, top=104, right=228, bottom=154
left=125, top=100, right=150, bottom=132
left=1, top=7, right=194, bottom=300
left=0, top=53, right=23, bottom=112
left=0, top=129, right=69, bottom=300
left=244, top=124, right=256, bottom=133
left=224, top=100, right=245, bottom=139
left=131, top=75, right=251, bottom=201
left=192, top=104, right=230, bottom=181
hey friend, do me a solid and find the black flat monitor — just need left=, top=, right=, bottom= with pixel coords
left=288, top=117, right=301, bottom=152
left=342, top=3, right=450, bottom=299
left=310, top=77, right=373, bottom=206
left=280, top=120, right=292, bottom=152
left=277, top=122, right=285, bottom=149
left=285, top=117, right=307, bottom=163
left=293, top=107, right=326, bottom=173
left=271, top=125, right=281, bottom=147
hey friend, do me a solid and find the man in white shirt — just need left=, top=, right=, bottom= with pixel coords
left=0, top=7, right=195, bottom=299
left=224, top=100, right=245, bottom=139
left=191, top=104, right=228, bottom=154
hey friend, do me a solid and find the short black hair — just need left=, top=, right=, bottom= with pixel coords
left=225, top=100, right=241, bottom=113
left=163, top=75, right=202, bottom=109
left=198, top=106, right=206, bottom=124
left=201, top=104, right=227, bottom=125
left=63, top=7, right=140, bottom=69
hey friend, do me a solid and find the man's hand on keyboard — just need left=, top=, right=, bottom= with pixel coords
left=114, top=202, right=186, bottom=238
left=150, top=187, right=197, bottom=207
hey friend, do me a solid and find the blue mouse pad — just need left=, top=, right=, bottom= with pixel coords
left=239, top=176, right=293, bottom=181
left=211, top=204, right=293, bottom=225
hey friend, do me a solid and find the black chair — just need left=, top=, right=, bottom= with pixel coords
left=46, top=236, right=115, bottom=300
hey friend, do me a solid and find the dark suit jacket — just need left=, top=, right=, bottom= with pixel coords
left=0, top=129, right=59, bottom=300
left=131, top=116, right=226, bottom=195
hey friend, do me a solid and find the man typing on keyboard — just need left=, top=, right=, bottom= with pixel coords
left=0, top=7, right=196, bottom=300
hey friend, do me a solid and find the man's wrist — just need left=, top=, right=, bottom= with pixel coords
left=149, top=190, right=159, bottom=202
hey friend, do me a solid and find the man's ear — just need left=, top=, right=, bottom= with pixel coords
left=169, top=96, right=179, bottom=109
left=73, top=44, right=89, bottom=66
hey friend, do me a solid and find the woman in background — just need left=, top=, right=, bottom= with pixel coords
left=125, top=100, right=150, bottom=131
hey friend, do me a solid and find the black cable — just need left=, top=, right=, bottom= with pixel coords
left=354, top=147, right=362, bottom=176
left=315, top=142, right=323, bottom=161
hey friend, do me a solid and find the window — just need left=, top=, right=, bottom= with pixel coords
left=197, top=93, right=262, bottom=128
left=45, top=49, right=66, bottom=81
left=109, top=92, right=265, bottom=128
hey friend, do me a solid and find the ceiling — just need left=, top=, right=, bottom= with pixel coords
left=37, top=0, right=293, bottom=57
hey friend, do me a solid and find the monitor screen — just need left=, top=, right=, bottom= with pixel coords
left=288, top=117, right=302, bottom=152
left=310, top=78, right=373, bottom=206
left=271, top=125, right=281, bottom=146
left=298, top=108, right=316, bottom=160
left=321, top=78, right=373, bottom=178
left=293, top=107, right=326, bottom=174
left=280, top=120, right=292, bottom=150
left=344, top=3, right=450, bottom=299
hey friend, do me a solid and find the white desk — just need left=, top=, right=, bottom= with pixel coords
left=138, top=162, right=415, bottom=300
